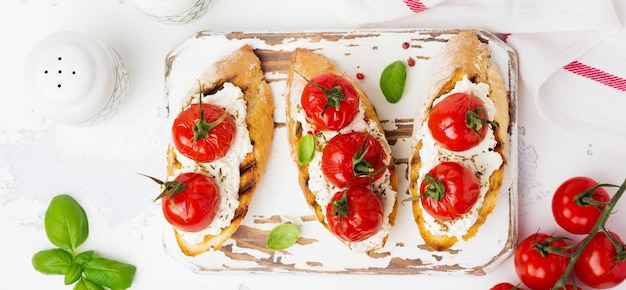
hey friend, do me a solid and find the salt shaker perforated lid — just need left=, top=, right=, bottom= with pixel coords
left=24, top=31, right=129, bottom=125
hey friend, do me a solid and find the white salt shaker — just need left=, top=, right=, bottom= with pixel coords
left=24, top=31, right=129, bottom=126
left=130, top=0, right=213, bottom=24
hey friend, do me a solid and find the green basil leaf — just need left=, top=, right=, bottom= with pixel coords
left=75, top=250, right=95, bottom=265
left=266, top=223, right=300, bottom=250
left=32, top=248, right=73, bottom=275
left=73, top=278, right=105, bottom=290
left=380, top=60, right=407, bottom=103
left=64, top=263, right=82, bottom=285
left=297, top=134, right=315, bottom=166
left=83, top=258, right=136, bottom=290
left=73, top=279, right=87, bottom=290
left=44, top=194, right=89, bottom=250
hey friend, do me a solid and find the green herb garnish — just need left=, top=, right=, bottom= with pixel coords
left=266, top=223, right=300, bottom=250
left=297, top=134, right=316, bottom=166
left=32, top=194, right=136, bottom=289
left=380, top=60, right=407, bottom=103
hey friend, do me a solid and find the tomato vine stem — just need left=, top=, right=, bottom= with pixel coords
left=352, top=140, right=373, bottom=176
left=465, top=106, right=496, bottom=139
left=552, top=178, right=626, bottom=290
left=193, top=94, right=228, bottom=142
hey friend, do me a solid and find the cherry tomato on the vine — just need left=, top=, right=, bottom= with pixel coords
left=172, top=102, right=236, bottom=163
left=490, top=282, right=523, bottom=290
left=321, top=132, right=388, bottom=188
left=514, top=233, right=571, bottom=290
left=158, top=172, right=221, bottom=232
left=301, top=72, right=360, bottom=131
left=326, top=185, right=383, bottom=242
left=552, top=176, right=610, bottom=235
left=427, top=92, right=492, bottom=152
left=574, top=231, right=626, bottom=289
left=418, top=161, right=480, bottom=221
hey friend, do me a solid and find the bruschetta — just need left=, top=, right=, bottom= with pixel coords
left=161, top=44, right=274, bottom=256
left=407, top=30, right=510, bottom=251
left=284, top=48, right=398, bottom=254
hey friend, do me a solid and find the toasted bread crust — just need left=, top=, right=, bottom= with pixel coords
left=408, top=31, right=510, bottom=251
left=167, top=44, right=274, bottom=256
left=284, top=48, right=398, bottom=253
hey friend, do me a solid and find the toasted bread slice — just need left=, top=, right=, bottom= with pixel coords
left=166, top=44, right=274, bottom=256
left=284, top=48, right=398, bottom=254
left=408, top=31, right=510, bottom=251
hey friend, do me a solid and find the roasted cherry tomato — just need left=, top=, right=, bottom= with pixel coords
left=326, top=185, right=383, bottom=242
left=321, top=132, right=388, bottom=188
left=574, top=231, right=626, bottom=289
left=301, top=72, right=359, bottom=131
left=514, top=233, right=571, bottom=290
left=551, top=176, right=610, bottom=235
left=427, top=92, right=491, bottom=152
left=490, top=282, right=523, bottom=290
left=419, top=161, right=480, bottom=221
left=172, top=102, right=236, bottom=163
left=157, top=172, right=220, bottom=232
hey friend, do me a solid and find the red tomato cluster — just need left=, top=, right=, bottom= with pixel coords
left=413, top=92, right=490, bottom=223
left=494, top=176, right=626, bottom=290
left=155, top=94, right=238, bottom=232
left=301, top=73, right=388, bottom=243
left=412, top=93, right=489, bottom=221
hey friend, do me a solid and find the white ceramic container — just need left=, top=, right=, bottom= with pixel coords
left=24, top=31, right=129, bottom=126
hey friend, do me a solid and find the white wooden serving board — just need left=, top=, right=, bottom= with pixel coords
left=162, top=29, right=518, bottom=275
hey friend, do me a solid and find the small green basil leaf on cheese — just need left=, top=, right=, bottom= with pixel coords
left=297, top=134, right=316, bottom=166
left=380, top=60, right=407, bottom=104
left=44, top=194, right=89, bottom=251
left=267, top=223, right=300, bottom=250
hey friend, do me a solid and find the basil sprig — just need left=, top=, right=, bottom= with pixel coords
left=379, top=60, right=407, bottom=103
left=266, top=223, right=300, bottom=250
left=32, top=194, right=136, bottom=290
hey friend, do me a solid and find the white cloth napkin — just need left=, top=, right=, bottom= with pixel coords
left=333, top=0, right=445, bottom=26
left=334, top=0, right=624, bottom=150
left=508, top=23, right=625, bottom=151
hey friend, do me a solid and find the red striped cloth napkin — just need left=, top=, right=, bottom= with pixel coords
left=505, top=2, right=625, bottom=149
left=334, top=0, right=624, bottom=149
left=333, top=0, right=444, bottom=26
left=508, top=19, right=626, bottom=149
